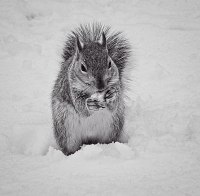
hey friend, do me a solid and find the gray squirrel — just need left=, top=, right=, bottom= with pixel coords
left=52, top=23, right=131, bottom=155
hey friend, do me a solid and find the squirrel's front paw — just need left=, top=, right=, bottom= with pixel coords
left=105, top=87, right=117, bottom=102
left=86, top=87, right=117, bottom=112
left=86, top=98, right=106, bottom=111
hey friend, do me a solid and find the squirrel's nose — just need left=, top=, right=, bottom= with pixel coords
left=96, top=76, right=106, bottom=91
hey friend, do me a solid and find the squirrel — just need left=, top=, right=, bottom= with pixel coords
left=52, top=23, right=131, bottom=155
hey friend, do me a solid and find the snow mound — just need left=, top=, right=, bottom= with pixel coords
left=71, top=142, right=135, bottom=160
left=9, top=124, right=56, bottom=155
left=46, top=146, right=66, bottom=162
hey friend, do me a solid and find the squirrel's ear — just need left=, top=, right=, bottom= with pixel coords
left=99, top=32, right=107, bottom=49
left=76, top=36, right=84, bottom=52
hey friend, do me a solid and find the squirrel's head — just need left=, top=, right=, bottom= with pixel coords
left=70, top=32, right=119, bottom=93
left=69, top=32, right=120, bottom=115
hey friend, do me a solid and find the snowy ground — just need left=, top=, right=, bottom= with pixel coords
left=0, top=0, right=200, bottom=195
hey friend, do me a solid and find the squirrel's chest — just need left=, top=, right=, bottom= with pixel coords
left=70, top=109, right=113, bottom=142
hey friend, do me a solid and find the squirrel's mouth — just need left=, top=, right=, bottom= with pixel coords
left=86, top=87, right=117, bottom=111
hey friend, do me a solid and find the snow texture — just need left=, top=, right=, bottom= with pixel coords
left=0, top=0, right=200, bottom=195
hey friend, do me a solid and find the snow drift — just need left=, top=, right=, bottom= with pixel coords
left=0, top=0, right=200, bottom=195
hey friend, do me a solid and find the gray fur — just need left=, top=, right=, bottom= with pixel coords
left=52, top=23, right=131, bottom=155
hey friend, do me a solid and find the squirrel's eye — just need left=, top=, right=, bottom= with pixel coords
left=80, top=63, right=87, bottom=73
left=108, top=61, right=112, bottom=70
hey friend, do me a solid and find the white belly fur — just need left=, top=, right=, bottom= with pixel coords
left=53, top=99, right=114, bottom=144
left=66, top=106, right=113, bottom=143
left=79, top=109, right=113, bottom=142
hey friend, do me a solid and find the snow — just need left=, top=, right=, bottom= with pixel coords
left=0, top=0, right=200, bottom=195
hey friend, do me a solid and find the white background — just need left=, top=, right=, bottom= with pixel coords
left=0, top=0, right=200, bottom=195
